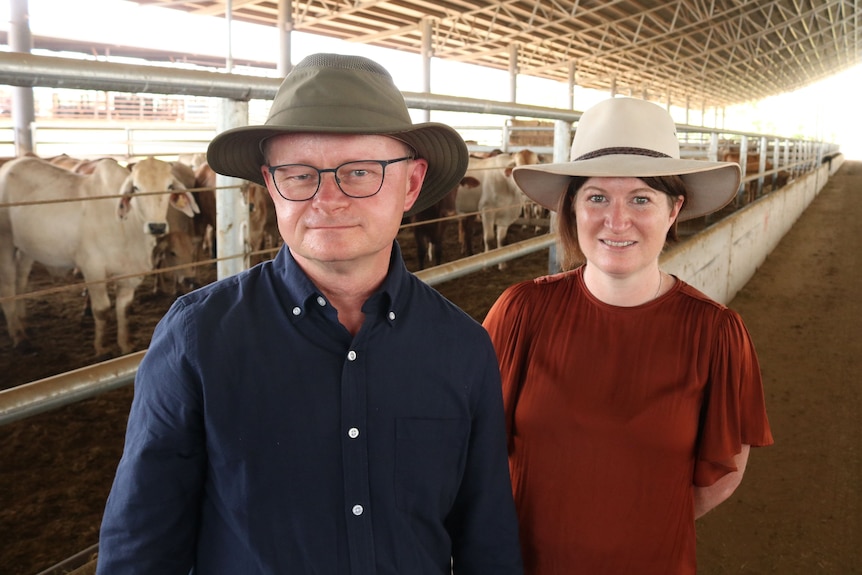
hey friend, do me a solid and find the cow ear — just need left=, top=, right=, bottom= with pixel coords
left=117, top=175, right=134, bottom=219
left=171, top=191, right=200, bottom=217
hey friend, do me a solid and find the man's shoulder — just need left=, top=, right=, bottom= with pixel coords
left=174, top=263, right=270, bottom=313
left=405, top=273, right=483, bottom=327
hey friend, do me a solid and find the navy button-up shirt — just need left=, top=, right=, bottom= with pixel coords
left=97, top=243, right=522, bottom=575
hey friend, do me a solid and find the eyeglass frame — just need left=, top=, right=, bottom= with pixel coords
left=265, top=156, right=414, bottom=202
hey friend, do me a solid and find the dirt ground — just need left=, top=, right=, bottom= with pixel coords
left=1, top=162, right=859, bottom=574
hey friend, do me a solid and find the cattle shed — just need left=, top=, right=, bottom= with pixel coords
left=0, top=1, right=860, bottom=574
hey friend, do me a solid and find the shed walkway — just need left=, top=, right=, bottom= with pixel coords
left=696, top=160, right=861, bottom=574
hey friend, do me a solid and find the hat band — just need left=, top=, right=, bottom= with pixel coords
left=575, top=146, right=672, bottom=161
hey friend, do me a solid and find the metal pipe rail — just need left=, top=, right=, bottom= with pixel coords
left=0, top=234, right=556, bottom=426
left=0, top=351, right=144, bottom=426
left=0, top=50, right=838, bottom=426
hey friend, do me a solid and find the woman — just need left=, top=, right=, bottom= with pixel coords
left=483, top=97, right=773, bottom=575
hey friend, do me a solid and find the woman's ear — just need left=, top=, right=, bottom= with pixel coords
left=669, top=194, right=685, bottom=222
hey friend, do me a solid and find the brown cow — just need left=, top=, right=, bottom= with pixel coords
left=244, top=180, right=281, bottom=266
left=190, top=162, right=278, bottom=265
left=151, top=231, right=199, bottom=296
left=411, top=176, right=480, bottom=269
left=719, top=149, right=791, bottom=204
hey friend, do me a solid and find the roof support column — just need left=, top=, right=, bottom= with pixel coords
left=224, top=0, right=233, bottom=71
left=567, top=61, right=576, bottom=110
left=508, top=43, right=518, bottom=103
left=419, top=18, right=432, bottom=122
left=9, top=0, right=34, bottom=155
left=278, top=0, right=293, bottom=76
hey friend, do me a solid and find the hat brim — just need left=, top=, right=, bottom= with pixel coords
left=206, top=122, right=468, bottom=217
left=512, top=155, right=741, bottom=221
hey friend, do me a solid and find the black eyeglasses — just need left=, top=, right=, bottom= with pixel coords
left=266, top=156, right=413, bottom=202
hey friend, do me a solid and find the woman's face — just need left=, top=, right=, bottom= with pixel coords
left=574, top=177, right=683, bottom=278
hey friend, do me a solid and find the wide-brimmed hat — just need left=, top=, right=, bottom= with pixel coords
left=512, top=97, right=741, bottom=221
left=207, top=53, right=468, bottom=216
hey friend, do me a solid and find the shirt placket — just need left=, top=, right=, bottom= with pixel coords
left=340, top=330, right=376, bottom=573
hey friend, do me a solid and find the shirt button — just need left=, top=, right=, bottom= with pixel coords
left=352, top=504, right=364, bottom=516
left=291, top=306, right=301, bottom=316
left=348, top=427, right=360, bottom=439
left=316, top=296, right=326, bottom=307
left=388, top=311, right=396, bottom=320
left=347, top=350, right=357, bottom=361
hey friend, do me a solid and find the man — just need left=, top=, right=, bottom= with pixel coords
left=96, top=53, right=523, bottom=574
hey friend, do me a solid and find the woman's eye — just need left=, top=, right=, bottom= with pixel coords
left=587, top=194, right=605, bottom=203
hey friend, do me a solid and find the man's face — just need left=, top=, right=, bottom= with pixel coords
left=261, top=133, right=427, bottom=273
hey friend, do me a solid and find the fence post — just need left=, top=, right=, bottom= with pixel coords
left=216, top=98, right=251, bottom=279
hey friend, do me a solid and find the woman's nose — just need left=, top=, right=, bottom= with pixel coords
left=605, top=201, right=630, bottom=230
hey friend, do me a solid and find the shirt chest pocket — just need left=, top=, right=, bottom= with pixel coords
left=395, top=417, right=469, bottom=515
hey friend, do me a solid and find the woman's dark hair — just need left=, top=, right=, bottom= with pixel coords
left=555, top=175, right=688, bottom=271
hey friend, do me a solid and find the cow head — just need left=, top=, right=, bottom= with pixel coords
left=117, top=157, right=199, bottom=234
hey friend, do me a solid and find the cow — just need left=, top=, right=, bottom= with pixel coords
left=460, top=149, right=542, bottom=268
left=0, top=156, right=198, bottom=357
left=719, top=148, right=792, bottom=204
left=409, top=176, right=480, bottom=270
left=192, top=162, right=280, bottom=265
left=191, top=162, right=219, bottom=257
left=151, top=230, right=199, bottom=296
left=244, top=180, right=281, bottom=265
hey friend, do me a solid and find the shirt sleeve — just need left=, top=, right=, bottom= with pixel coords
left=694, top=308, right=774, bottom=486
left=96, top=299, right=206, bottom=575
left=445, top=333, right=524, bottom=575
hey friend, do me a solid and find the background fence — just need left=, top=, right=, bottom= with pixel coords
left=0, top=50, right=842, bottom=421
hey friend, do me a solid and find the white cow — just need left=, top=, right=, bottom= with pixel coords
left=461, top=149, right=541, bottom=268
left=0, top=156, right=198, bottom=357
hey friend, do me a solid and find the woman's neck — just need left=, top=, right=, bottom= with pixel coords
left=582, top=263, right=668, bottom=307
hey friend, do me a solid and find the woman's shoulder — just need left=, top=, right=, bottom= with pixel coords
left=502, top=268, right=579, bottom=300
left=675, top=278, right=728, bottom=311
left=673, top=278, right=749, bottom=329
left=487, top=269, right=581, bottom=321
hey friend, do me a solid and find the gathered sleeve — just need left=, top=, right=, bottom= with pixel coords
left=482, top=282, right=535, bottom=450
left=694, top=308, right=774, bottom=486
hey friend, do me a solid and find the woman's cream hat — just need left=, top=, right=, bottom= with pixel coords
left=512, top=97, right=741, bottom=221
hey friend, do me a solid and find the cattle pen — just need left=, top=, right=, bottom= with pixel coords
left=0, top=49, right=847, bottom=574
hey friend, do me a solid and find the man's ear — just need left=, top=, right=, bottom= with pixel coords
left=402, top=158, right=428, bottom=212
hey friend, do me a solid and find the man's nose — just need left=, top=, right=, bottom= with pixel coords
left=314, top=171, right=348, bottom=202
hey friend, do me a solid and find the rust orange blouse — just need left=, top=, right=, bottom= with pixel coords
left=483, top=266, right=773, bottom=575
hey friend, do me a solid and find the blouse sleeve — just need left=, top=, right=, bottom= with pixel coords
left=482, top=281, right=534, bottom=451
left=694, top=308, right=774, bottom=486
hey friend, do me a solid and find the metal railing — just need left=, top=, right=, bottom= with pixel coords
left=0, top=50, right=840, bottom=424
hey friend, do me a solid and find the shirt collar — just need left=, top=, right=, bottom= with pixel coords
left=275, top=241, right=409, bottom=324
